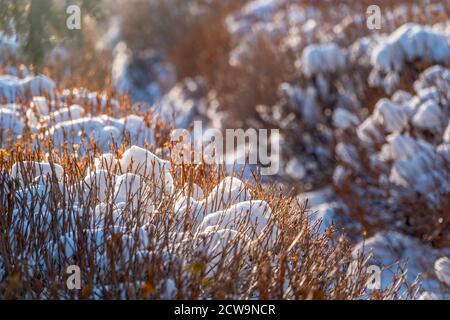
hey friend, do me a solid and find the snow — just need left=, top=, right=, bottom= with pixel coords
left=31, top=96, right=50, bottom=115
left=307, top=202, right=338, bottom=234
left=242, top=0, right=279, bottom=19
left=46, top=235, right=76, bottom=264
left=205, top=176, right=251, bottom=213
left=373, top=98, right=408, bottom=133
left=154, top=77, right=209, bottom=128
left=120, top=146, right=169, bottom=177
left=391, top=90, right=413, bottom=105
left=10, top=161, right=65, bottom=182
left=173, top=177, right=251, bottom=225
left=2, top=7, right=449, bottom=300
left=352, top=231, right=450, bottom=295
left=333, top=107, right=360, bottom=129
left=44, top=114, right=155, bottom=152
left=285, top=157, right=306, bottom=180
left=368, top=24, right=450, bottom=93
left=42, top=104, right=85, bottom=124
left=348, top=65, right=449, bottom=220
left=444, top=122, right=450, bottom=143
left=418, top=292, right=439, bottom=300
left=0, top=31, right=19, bottom=61
left=437, top=143, right=450, bottom=162
left=297, top=186, right=334, bottom=208
left=412, top=100, right=444, bottom=133
left=356, top=117, right=384, bottom=145
left=84, top=170, right=117, bottom=202
left=0, top=107, right=24, bottom=137
left=94, top=153, right=120, bottom=172
left=47, top=117, right=106, bottom=145
left=180, top=183, right=204, bottom=201
left=0, top=256, right=4, bottom=280
left=434, top=257, right=450, bottom=287
left=119, top=146, right=173, bottom=198
left=371, top=23, right=450, bottom=73
left=389, top=149, right=437, bottom=190
left=381, top=133, right=420, bottom=162
left=111, top=41, right=175, bottom=103
left=417, top=87, right=440, bottom=104
left=197, top=200, right=273, bottom=238
left=336, top=143, right=359, bottom=168
left=114, top=173, right=145, bottom=208
left=192, top=228, right=251, bottom=274
left=0, top=75, right=56, bottom=103
left=297, top=42, right=346, bottom=77
left=173, top=196, right=207, bottom=228
left=112, top=42, right=132, bottom=96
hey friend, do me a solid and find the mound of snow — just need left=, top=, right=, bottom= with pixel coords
left=434, top=257, right=450, bottom=287
left=180, top=183, right=204, bottom=201
left=197, top=200, right=275, bottom=242
left=119, top=146, right=173, bottom=197
left=114, top=173, right=145, bottom=208
left=285, top=157, right=306, bottom=180
left=444, top=122, right=450, bottom=143
left=371, top=23, right=450, bottom=73
left=333, top=107, right=360, bottom=130
left=192, top=228, right=251, bottom=274
left=372, top=99, right=408, bottom=133
left=356, top=117, right=384, bottom=145
left=0, top=75, right=55, bottom=103
left=42, top=104, right=85, bottom=124
left=84, top=170, right=117, bottom=202
left=11, top=161, right=64, bottom=183
left=0, top=107, right=24, bottom=137
left=174, top=176, right=251, bottom=225
left=297, top=42, right=346, bottom=77
left=120, top=146, right=170, bottom=177
left=205, top=176, right=251, bottom=213
left=94, top=153, right=120, bottom=172
left=412, top=100, right=444, bottom=133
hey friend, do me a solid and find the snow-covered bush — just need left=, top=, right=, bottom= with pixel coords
left=1, top=139, right=406, bottom=299
left=369, top=23, right=450, bottom=93
left=334, top=66, right=450, bottom=247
